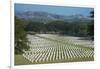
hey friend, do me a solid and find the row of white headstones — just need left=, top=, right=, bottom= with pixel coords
left=23, top=34, right=94, bottom=63
left=36, top=34, right=94, bottom=48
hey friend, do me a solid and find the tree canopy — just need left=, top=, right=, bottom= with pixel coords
left=15, top=16, right=30, bottom=54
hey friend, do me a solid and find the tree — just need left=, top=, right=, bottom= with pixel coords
left=15, top=16, right=30, bottom=54
left=25, top=21, right=46, bottom=33
left=90, top=11, right=94, bottom=18
left=87, top=10, right=94, bottom=40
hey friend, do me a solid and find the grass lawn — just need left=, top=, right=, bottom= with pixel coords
left=15, top=54, right=94, bottom=65
left=15, top=55, right=32, bottom=65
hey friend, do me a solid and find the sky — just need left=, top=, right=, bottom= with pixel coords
left=15, top=3, right=94, bottom=16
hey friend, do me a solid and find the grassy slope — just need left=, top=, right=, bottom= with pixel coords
left=15, top=55, right=32, bottom=65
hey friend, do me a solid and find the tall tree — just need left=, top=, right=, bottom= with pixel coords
left=15, top=16, right=30, bottom=54
left=87, top=10, right=94, bottom=40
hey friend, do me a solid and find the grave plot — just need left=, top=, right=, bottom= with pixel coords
left=36, top=34, right=94, bottom=48
left=23, top=34, right=94, bottom=64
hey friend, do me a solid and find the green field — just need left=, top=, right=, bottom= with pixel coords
left=15, top=55, right=32, bottom=65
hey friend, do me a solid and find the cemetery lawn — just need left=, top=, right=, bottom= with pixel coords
left=15, top=54, right=94, bottom=65
left=15, top=55, right=32, bottom=65
left=15, top=34, right=94, bottom=65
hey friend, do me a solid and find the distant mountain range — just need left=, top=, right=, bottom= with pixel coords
left=15, top=11, right=93, bottom=23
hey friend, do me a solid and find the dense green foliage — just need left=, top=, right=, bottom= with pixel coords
left=87, top=11, right=94, bottom=40
left=25, top=21, right=46, bottom=33
left=15, top=16, right=30, bottom=54
left=24, top=11, right=94, bottom=39
left=25, top=20, right=92, bottom=37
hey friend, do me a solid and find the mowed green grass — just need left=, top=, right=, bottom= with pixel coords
left=15, top=54, right=94, bottom=65
left=15, top=55, right=32, bottom=65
